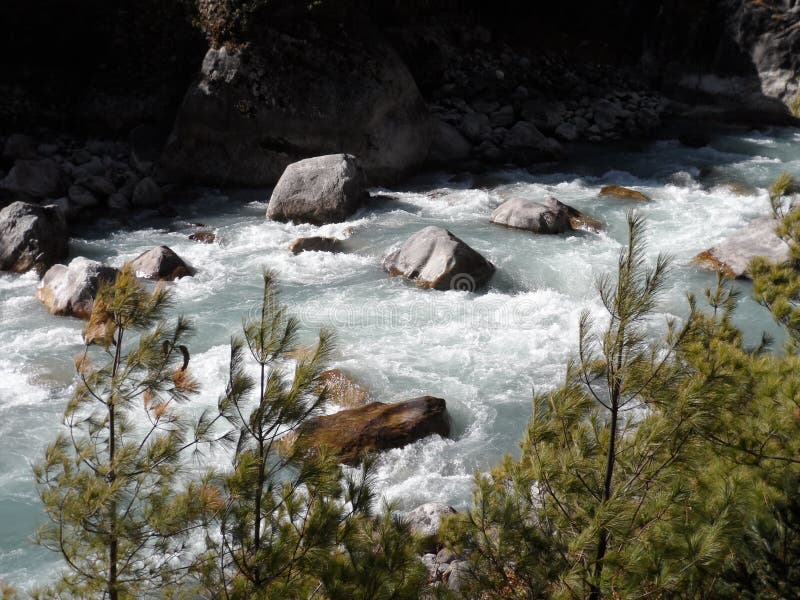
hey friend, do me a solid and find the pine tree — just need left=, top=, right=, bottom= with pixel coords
left=195, top=272, right=427, bottom=599
left=446, top=214, right=747, bottom=599
left=34, top=266, right=219, bottom=599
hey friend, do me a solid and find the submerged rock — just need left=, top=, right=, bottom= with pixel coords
left=268, top=154, right=367, bottom=225
left=490, top=196, right=601, bottom=234
left=599, top=185, right=650, bottom=201
left=383, top=226, right=495, bottom=291
left=189, top=230, right=216, bottom=244
left=288, top=236, right=344, bottom=255
left=297, top=396, right=450, bottom=465
left=0, top=201, right=68, bottom=274
left=694, top=217, right=789, bottom=279
left=36, top=257, right=118, bottom=319
left=129, top=246, right=195, bottom=281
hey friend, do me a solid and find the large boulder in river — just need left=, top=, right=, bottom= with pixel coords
left=383, top=226, right=495, bottom=291
left=490, top=196, right=601, bottom=234
left=297, top=396, right=450, bottom=466
left=36, top=257, right=118, bottom=319
left=129, top=246, right=195, bottom=281
left=159, top=25, right=432, bottom=187
left=288, top=236, right=344, bottom=255
left=0, top=158, right=65, bottom=201
left=0, top=201, right=68, bottom=274
left=694, top=217, right=790, bottom=279
left=268, top=155, right=366, bottom=225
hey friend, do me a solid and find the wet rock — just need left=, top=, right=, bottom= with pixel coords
left=297, top=396, right=450, bottom=465
left=288, top=236, right=344, bottom=255
left=599, top=185, right=650, bottom=201
left=2, top=134, right=37, bottom=160
left=491, top=196, right=599, bottom=234
left=131, top=176, right=162, bottom=208
left=129, top=246, right=196, bottom=281
left=36, top=257, right=118, bottom=319
left=267, top=154, right=367, bottom=225
left=318, top=369, right=370, bottom=408
left=383, top=226, right=495, bottom=291
left=0, top=202, right=68, bottom=274
left=189, top=230, right=216, bottom=244
left=1, top=158, right=65, bottom=200
left=694, top=217, right=789, bottom=279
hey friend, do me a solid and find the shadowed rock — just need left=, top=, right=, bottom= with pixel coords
left=1, top=158, right=65, bottom=201
left=268, top=154, right=367, bottom=225
left=0, top=201, right=68, bottom=274
left=693, top=217, right=789, bottom=279
left=384, top=226, right=495, bottom=291
left=297, top=396, right=450, bottom=466
left=36, top=258, right=118, bottom=319
left=129, top=246, right=196, bottom=281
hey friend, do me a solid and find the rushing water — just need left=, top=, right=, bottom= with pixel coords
left=1, top=127, right=797, bottom=588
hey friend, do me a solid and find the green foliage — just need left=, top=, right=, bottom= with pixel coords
left=33, top=266, right=220, bottom=599
left=193, top=271, right=427, bottom=599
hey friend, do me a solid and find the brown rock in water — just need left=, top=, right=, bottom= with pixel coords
left=297, top=396, right=450, bottom=465
left=318, top=369, right=370, bottom=408
left=599, top=185, right=650, bottom=202
left=693, top=217, right=789, bottom=279
left=490, top=196, right=602, bottom=234
left=129, top=246, right=196, bottom=281
left=288, top=236, right=344, bottom=255
left=189, top=231, right=216, bottom=244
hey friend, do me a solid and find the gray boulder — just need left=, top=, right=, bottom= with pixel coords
left=0, top=202, right=68, bottom=274
left=1, top=158, right=65, bottom=200
left=36, top=257, right=118, bottom=319
left=383, top=226, right=495, bottom=291
left=491, top=196, right=601, bottom=234
left=407, top=503, right=457, bottom=539
left=131, top=177, right=162, bottom=208
left=267, top=154, right=366, bottom=225
left=129, top=246, right=195, bottom=281
left=694, top=217, right=790, bottom=279
left=159, top=34, right=432, bottom=186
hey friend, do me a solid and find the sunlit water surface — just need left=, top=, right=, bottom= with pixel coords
left=1, top=129, right=797, bottom=587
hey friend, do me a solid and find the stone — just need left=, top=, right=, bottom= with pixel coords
left=693, top=217, right=789, bottom=279
left=436, top=548, right=458, bottom=564
left=490, top=196, right=600, bottom=234
left=129, top=124, right=164, bottom=174
left=131, top=176, right=162, bottom=208
left=503, top=121, right=563, bottom=162
left=107, top=193, right=131, bottom=211
left=428, top=121, right=472, bottom=163
left=128, top=246, right=196, bottom=281
left=407, top=502, right=457, bottom=539
left=2, top=134, right=37, bottom=160
left=159, top=37, right=432, bottom=186
left=489, top=104, right=515, bottom=128
left=36, top=257, right=118, bottom=319
left=68, top=185, right=99, bottom=210
left=1, top=158, right=65, bottom=200
left=296, top=396, right=450, bottom=466
left=189, top=230, right=216, bottom=244
left=554, top=122, right=579, bottom=142
left=317, top=369, right=370, bottom=409
left=459, top=111, right=491, bottom=143
left=521, top=100, right=565, bottom=133
left=0, top=202, right=68, bottom=274
left=267, top=154, right=367, bottom=225
left=288, top=236, right=344, bottom=255
left=678, top=132, right=710, bottom=148
left=77, top=175, right=115, bottom=197
left=444, top=560, right=469, bottom=591
left=599, top=185, right=651, bottom=202
left=383, top=226, right=495, bottom=291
